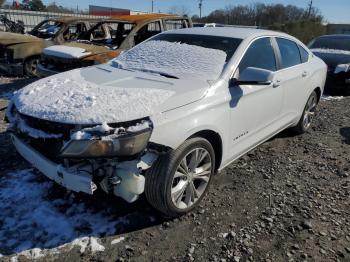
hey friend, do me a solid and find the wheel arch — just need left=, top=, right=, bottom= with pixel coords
left=314, top=86, right=322, bottom=102
left=188, top=129, right=223, bottom=171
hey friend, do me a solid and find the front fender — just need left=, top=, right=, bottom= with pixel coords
left=150, top=92, right=230, bottom=154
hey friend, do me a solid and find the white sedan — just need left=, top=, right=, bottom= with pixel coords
left=7, top=28, right=327, bottom=217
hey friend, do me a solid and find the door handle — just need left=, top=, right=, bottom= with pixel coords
left=272, top=80, right=281, bottom=88
left=302, top=71, right=308, bottom=77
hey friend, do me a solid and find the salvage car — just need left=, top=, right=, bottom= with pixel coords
left=37, top=14, right=192, bottom=77
left=309, top=34, right=350, bottom=93
left=0, top=17, right=99, bottom=76
left=6, top=28, right=327, bottom=217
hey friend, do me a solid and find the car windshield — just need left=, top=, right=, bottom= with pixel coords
left=309, top=36, right=350, bottom=52
left=151, top=33, right=242, bottom=62
left=112, top=34, right=242, bottom=80
left=79, top=21, right=135, bottom=49
left=30, top=20, right=63, bottom=39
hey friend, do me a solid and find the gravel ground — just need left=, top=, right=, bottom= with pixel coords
left=0, top=76, right=349, bottom=262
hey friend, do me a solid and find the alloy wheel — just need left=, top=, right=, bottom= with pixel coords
left=171, top=147, right=212, bottom=209
left=303, top=93, right=317, bottom=130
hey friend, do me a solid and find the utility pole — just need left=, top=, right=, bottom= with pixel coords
left=307, top=0, right=313, bottom=17
left=199, top=0, right=203, bottom=18
left=151, top=0, right=154, bottom=13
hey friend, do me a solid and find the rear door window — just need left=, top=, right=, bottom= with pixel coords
left=276, top=38, right=302, bottom=69
left=238, top=37, right=277, bottom=72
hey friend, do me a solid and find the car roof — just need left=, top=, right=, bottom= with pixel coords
left=110, top=14, right=183, bottom=23
left=163, top=27, right=290, bottom=40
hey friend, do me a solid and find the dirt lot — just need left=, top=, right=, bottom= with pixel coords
left=0, top=76, right=349, bottom=262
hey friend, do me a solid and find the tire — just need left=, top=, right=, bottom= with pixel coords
left=145, top=137, right=215, bottom=217
left=24, top=57, right=40, bottom=77
left=292, top=90, right=318, bottom=135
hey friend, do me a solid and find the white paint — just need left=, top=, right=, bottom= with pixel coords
left=44, top=45, right=91, bottom=59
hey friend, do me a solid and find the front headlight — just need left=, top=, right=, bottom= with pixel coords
left=60, top=129, right=152, bottom=158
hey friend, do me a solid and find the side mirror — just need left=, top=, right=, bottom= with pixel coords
left=230, top=67, right=274, bottom=86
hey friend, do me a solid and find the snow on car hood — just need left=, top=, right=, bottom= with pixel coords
left=112, top=40, right=227, bottom=80
left=44, top=45, right=92, bottom=59
left=12, top=66, right=210, bottom=125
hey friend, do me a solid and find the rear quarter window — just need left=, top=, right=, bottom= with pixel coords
left=299, top=45, right=310, bottom=63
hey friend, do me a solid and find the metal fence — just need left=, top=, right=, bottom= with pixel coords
left=0, top=9, right=108, bottom=32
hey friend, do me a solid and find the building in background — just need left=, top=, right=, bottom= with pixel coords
left=89, top=5, right=147, bottom=16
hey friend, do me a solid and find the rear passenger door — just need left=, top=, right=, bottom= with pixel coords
left=274, top=37, right=310, bottom=122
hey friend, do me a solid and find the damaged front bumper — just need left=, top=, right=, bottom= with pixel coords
left=11, top=134, right=158, bottom=202
left=12, top=134, right=96, bottom=194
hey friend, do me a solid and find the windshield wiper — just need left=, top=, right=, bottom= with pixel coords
left=158, top=72, right=179, bottom=79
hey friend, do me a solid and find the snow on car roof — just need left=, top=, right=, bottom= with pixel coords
left=164, top=27, right=289, bottom=40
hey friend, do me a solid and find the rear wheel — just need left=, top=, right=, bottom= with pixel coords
left=145, top=137, right=215, bottom=217
left=292, top=91, right=318, bottom=134
left=24, top=57, right=40, bottom=77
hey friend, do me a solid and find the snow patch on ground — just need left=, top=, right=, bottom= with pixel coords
left=11, top=236, right=105, bottom=260
left=44, top=45, right=91, bottom=59
left=0, top=169, right=155, bottom=258
left=113, top=40, right=227, bottom=80
left=111, top=236, right=125, bottom=245
left=12, top=69, right=175, bottom=124
left=321, top=95, right=344, bottom=101
left=311, top=48, right=350, bottom=55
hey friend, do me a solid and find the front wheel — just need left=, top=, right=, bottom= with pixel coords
left=292, top=90, right=318, bottom=134
left=145, top=137, right=215, bottom=217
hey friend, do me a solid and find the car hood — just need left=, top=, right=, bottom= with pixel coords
left=12, top=64, right=210, bottom=125
left=44, top=42, right=118, bottom=59
left=312, top=50, right=350, bottom=68
left=0, top=32, right=43, bottom=46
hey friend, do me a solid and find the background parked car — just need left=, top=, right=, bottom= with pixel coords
left=37, top=14, right=192, bottom=77
left=0, top=16, right=100, bottom=76
left=309, top=34, right=350, bottom=94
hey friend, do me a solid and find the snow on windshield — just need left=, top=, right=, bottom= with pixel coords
left=112, top=40, right=227, bottom=80
left=310, top=48, right=350, bottom=55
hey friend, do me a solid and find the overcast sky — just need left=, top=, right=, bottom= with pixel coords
left=41, top=0, right=350, bottom=24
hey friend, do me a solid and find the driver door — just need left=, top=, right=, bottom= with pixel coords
left=229, top=37, right=284, bottom=159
